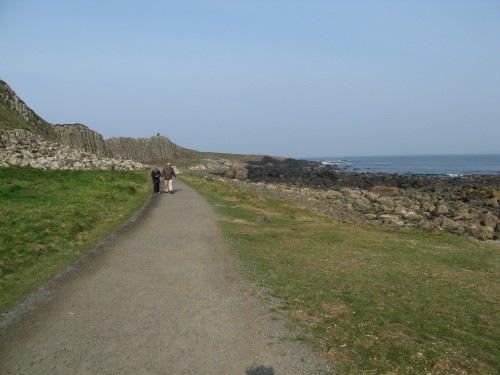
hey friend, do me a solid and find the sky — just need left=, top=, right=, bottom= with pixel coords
left=1, top=1, right=499, bottom=158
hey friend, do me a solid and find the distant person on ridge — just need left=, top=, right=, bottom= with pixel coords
left=151, top=165, right=161, bottom=195
left=162, top=162, right=176, bottom=194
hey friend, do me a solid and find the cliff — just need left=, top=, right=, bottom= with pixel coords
left=106, top=135, right=199, bottom=164
left=0, top=79, right=199, bottom=164
left=0, top=80, right=58, bottom=140
left=54, top=123, right=114, bottom=157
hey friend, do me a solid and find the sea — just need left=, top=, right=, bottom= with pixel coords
left=304, top=154, right=500, bottom=177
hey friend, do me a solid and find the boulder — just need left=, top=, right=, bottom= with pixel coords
left=401, top=210, right=423, bottom=221
left=485, top=197, right=498, bottom=208
left=379, top=214, right=404, bottom=227
left=466, top=224, right=494, bottom=240
left=480, top=213, right=499, bottom=228
left=420, top=221, right=444, bottom=233
left=440, top=217, right=465, bottom=232
left=422, top=202, right=435, bottom=213
left=433, top=204, right=450, bottom=216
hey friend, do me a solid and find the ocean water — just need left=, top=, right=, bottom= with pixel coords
left=306, top=154, right=500, bottom=176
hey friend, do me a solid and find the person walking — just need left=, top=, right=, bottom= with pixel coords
left=151, top=165, right=161, bottom=195
left=161, top=162, right=176, bottom=194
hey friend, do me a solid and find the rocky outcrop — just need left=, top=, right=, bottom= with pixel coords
left=0, top=80, right=58, bottom=139
left=244, top=178, right=499, bottom=241
left=52, top=123, right=197, bottom=164
left=53, top=126, right=196, bottom=164
left=187, top=157, right=235, bottom=175
left=0, top=129, right=145, bottom=171
left=106, top=135, right=199, bottom=164
left=1, top=80, right=198, bottom=164
left=54, top=123, right=113, bottom=157
left=189, top=157, right=500, bottom=241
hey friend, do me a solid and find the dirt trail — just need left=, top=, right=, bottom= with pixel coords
left=0, top=180, right=330, bottom=374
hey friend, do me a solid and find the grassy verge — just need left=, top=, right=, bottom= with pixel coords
left=181, top=174, right=500, bottom=374
left=0, top=166, right=150, bottom=312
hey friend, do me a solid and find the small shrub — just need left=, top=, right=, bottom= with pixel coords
left=225, top=164, right=248, bottom=181
left=235, top=169, right=248, bottom=181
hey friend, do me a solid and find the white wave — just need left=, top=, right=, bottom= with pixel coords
left=321, top=160, right=350, bottom=166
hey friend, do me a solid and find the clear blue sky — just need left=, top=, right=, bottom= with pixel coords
left=1, top=1, right=499, bottom=158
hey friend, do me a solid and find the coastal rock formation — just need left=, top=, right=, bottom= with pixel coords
left=3, top=78, right=499, bottom=241
left=54, top=124, right=113, bottom=157
left=0, top=129, right=145, bottom=171
left=1, top=80, right=197, bottom=164
left=0, top=80, right=58, bottom=139
left=249, top=178, right=499, bottom=241
left=106, top=135, right=199, bottom=164
left=190, top=157, right=500, bottom=241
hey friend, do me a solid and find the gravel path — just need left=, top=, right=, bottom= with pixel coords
left=0, top=180, right=331, bottom=374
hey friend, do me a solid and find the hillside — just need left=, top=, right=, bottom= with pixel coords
left=0, top=80, right=58, bottom=139
left=0, top=79, right=201, bottom=164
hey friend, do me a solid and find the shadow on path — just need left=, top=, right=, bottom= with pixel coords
left=246, top=365, right=275, bottom=375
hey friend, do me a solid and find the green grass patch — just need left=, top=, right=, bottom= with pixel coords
left=0, top=166, right=150, bottom=312
left=0, top=101, right=36, bottom=131
left=181, top=174, right=500, bottom=374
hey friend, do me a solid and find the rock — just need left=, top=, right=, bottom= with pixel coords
left=0, top=80, right=58, bottom=139
left=0, top=129, right=146, bottom=171
left=54, top=124, right=113, bottom=157
left=354, top=197, right=372, bottom=209
left=422, top=202, right=435, bottom=213
left=393, top=205, right=406, bottom=214
left=433, top=204, right=450, bottom=216
left=480, top=213, right=499, bottom=228
left=191, top=153, right=500, bottom=242
left=440, top=217, right=465, bottom=232
left=420, top=221, right=444, bottom=233
left=485, top=197, right=498, bottom=208
left=379, top=214, right=404, bottom=227
left=340, top=187, right=358, bottom=198
left=401, top=210, right=423, bottom=221
left=379, top=198, right=396, bottom=213
left=106, top=135, right=198, bottom=164
left=466, top=224, right=494, bottom=240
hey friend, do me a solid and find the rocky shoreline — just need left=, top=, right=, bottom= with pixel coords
left=192, top=157, right=500, bottom=241
left=1, top=125, right=499, bottom=241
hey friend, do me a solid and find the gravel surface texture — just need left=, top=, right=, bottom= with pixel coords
left=0, top=180, right=332, bottom=375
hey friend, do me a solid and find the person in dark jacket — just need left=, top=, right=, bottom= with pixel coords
left=151, top=165, right=161, bottom=195
left=161, top=162, right=176, bottom=194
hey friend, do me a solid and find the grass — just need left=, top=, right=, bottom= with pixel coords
left=0, top=101, right=35, bottom=131
left=0, top=166, right=150, bottom=312
left=181, top=174, right=500, bottom=374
